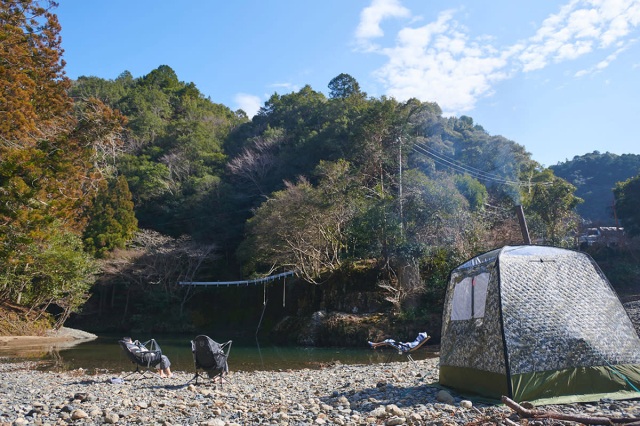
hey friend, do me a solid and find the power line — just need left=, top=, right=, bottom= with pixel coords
left=415, top=143, right=507, bottom=180
left=484, top=203, right=513, bottom=213
left=413, top=143, right=520, bottom=185
left=412, top=144, right=544, bottom=187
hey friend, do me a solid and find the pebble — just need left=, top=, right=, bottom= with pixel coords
left=104, top=412, right=119, bottom=424
left=460, top=399, right=473, bottom=409
left=436, top=389, right=455, bottom=404
left=70, top=408, right=88, bottom=419
left=1, top=359, right=640, bottom=425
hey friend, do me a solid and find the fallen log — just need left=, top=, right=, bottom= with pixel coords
left=501, top=396, right=640, bottom=425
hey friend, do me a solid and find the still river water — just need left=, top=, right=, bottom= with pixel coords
left=0, top=334, right=439, bottom=373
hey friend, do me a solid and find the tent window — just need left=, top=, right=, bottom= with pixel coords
left=451, top=273, right=489, bottom=320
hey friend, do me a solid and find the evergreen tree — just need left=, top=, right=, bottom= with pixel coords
left=83, top=175, right=138, bottom=257
left=0, top=0, right=71, bottom=143
left=328, top=73, right=363, bottom=99
left=614, top=174, right=640, bottom=237
left=0, top=1, right=115, bottom=321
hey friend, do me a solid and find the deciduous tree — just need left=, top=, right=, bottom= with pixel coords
left=239, top=160, right=362, bottom=283
left=524, top=172, right=582, bottom=246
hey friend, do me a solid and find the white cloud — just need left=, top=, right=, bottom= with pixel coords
left=372, top=10, right=512, bottom=114
left=233, top=93, right=262, bottom=118
left=356, top=0, right=640, bottom=115
left=519, top=0, right=640, bottom=70
left=574, top=42, right=635, bottom=76
left=355, top=0, right=411, bottom=50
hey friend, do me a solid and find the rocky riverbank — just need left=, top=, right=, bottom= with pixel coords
left=1, top=358, right=640, bottom=425
left=2, top=302, right=640, bottom=424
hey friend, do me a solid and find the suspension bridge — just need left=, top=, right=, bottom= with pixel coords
left=178, top=270, right=295, bottom=287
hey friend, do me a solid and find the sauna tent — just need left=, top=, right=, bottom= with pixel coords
left=439, top=245, right=640, bottom=405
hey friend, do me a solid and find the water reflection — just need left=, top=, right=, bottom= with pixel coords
left=0, top=338, right=89, bottom=358
left=0, top=334, right=439, bottom=374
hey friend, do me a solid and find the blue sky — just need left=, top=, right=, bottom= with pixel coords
left=56, top=0, right=640, bottom=167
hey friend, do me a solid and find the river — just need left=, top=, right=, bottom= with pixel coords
left=0, top=334, right=439, bottom=374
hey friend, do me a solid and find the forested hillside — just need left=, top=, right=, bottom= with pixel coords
left=3, top=1, right=638, bottom=341
left=551, top=152, right=640, bottom=225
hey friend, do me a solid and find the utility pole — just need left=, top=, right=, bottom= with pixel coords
left=612, top=197, right=620, bottom=228
left=515, top=205, right=532, bottom=245
left=398, top=137, right=403, bottom=237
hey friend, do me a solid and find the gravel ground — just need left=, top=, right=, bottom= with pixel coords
left=1, top=303, right=640, bottom=425
left=1, top=357, right=640, bottom=425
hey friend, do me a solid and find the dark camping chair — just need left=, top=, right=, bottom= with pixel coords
left=368, top=332, right=431, bottom=365
left=118, top=338, right=164, bottom=380
left=189, top=335, right=232, bottom=385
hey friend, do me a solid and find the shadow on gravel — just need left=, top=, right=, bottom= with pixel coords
left=64, top=379, right=102, bottom=386
left=62, top=377, right=192, bottom=391
left=320, top=381, right=443, bottom=410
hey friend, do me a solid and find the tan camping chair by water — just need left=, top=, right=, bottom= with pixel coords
left=368, top=332, right=431, bottom=365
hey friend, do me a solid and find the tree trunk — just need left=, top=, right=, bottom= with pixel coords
left=121, top=286, right=130, bottom=324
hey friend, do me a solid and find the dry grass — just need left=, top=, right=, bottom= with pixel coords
left=0, top=299, right=53, bottom=336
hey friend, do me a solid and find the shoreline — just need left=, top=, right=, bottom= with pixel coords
left=0, top=327, right=97, bottom=348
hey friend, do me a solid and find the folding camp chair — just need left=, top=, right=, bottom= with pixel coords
left=118, top=338, right=164, bottom=380
left=368, top=332, right=431, bottom=365
left=188, top=335, right=232, bottom=385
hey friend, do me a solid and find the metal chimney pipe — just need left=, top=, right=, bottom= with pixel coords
left=515, top=205, right=532, bottom=245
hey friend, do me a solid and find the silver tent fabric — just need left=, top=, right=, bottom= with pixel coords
left=441, top=245, right=640, bottom=380
left=499, top=247, right=640, bottom=374
left=441, top=255, right=506, bottom=375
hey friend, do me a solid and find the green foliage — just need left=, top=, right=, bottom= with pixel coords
left=350, top=97, right=404, bottom=193
left=70, top=76, right=129, bottom=105
left=328, top=73, right=363, bottom=99
left=551, top=151, right=640, bottom=225
left=0, top=224, right=97, bottom=325
left=83, top=175, right=138, bottom=257
left=454, top=174, right=488, bottom=211
left=117, top=154, right=171, bottom=205
left=401, top=170, right=470, bottom=244
left=419, top=247, right=462, bottom=312
left=523, top=170, right=582, bottom=246
left=584, top=245, right=640, bottom=295
left=141, top=65, right=180, bottom=91
left=347, top=196, right=403, bottom=261
left=614, top=174, right=640, bottom=237
left=71, top=65, right=243, bottom=238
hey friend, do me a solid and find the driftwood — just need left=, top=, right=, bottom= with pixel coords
left=502, top=396, right=640, bottom=425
